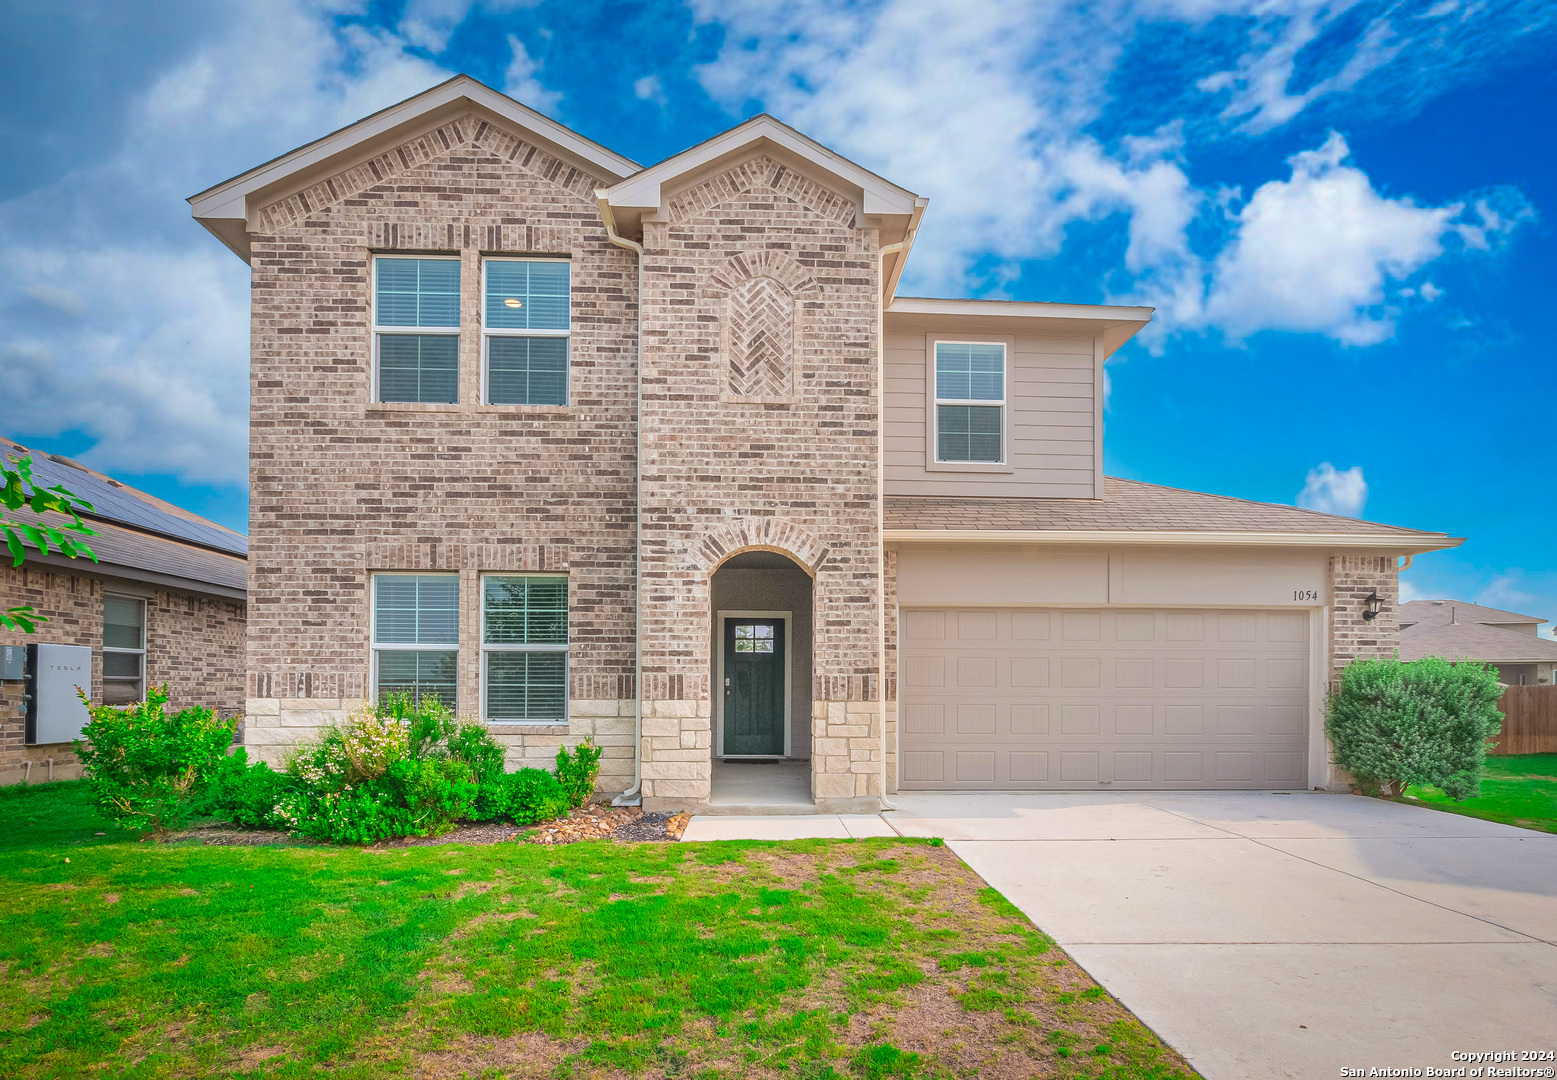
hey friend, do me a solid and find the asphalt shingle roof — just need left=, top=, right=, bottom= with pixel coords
left=1399, top=620, right=1557, bottom=664
left=1399, top=599, right=1546, bottom=629
left=884, top=476, right=1449, bottom=537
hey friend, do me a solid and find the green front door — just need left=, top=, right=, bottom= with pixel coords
left=723, top=619, right=785, bottom=756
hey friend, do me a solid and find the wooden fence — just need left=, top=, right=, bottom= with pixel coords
left=1491, top=684, right=1557, bottom=755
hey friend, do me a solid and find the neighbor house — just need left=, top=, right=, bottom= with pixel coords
left=0, top=437, right=247, bottom=785
left=189, top=76, right=1459, bottom=811
left=1400, top=600, right=1557, bottom=685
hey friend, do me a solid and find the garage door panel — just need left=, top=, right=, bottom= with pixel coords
left=899, top=607, right=1309, bottom=790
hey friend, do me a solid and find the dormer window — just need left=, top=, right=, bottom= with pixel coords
left=373, top=256, right=460, bottom=404
left=484, top=258, right=570, bottom=406
left=934, top=341, right=1005, bottom=463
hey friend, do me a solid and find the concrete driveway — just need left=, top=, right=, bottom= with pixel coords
left=881, top=791, right=1557, bottom=1080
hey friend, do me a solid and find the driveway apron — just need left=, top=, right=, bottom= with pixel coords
left=885, top=791, right=1557, bottom=1080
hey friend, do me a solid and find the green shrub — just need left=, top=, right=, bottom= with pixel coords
left=499, top=767, right=572, bottom=824
left=72, top=685, right=236, bottom=834
left=1327, top=655, right=1504, bottom=800
left=276, top=702, right=482, bottom=843
left=447, top=721, right=510, bottom=821
left=199, top=748, right=294, bottom=829
left=555, top=739, right=603, bottom=808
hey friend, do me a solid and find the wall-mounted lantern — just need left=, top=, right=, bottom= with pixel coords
left=1362, top=591, right=1383, bottom=621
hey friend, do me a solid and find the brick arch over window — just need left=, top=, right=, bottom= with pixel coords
left=702, top=251, right=821, bottom=402
left=695, top=518, right=831, bottom=579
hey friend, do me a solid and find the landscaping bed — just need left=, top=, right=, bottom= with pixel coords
left=0, top=780, right=1194, bottom=1079
left=1404, top=753, right=1557, bottom=833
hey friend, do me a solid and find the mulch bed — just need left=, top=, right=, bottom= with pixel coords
left=165, top=805, right=692, bottom=848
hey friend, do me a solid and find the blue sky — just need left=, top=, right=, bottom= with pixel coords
left=2, top=0, right=1554, bottom=631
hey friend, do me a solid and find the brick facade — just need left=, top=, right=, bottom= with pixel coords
left=1324, top=553, right=1401, bottom=788
left=243, top=113, right=639, bottom=785
left=0, top=563, right=245, bottom=785
left=634, top=157, right=884, bottom=811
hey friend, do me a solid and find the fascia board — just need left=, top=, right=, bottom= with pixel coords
left=603, top=116, right=918, bottom=216
left=883, top=529, right=1464, bottom=554
left=889, top=296, right=1155, bottom=323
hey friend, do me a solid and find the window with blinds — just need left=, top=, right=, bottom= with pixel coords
left=483, top=259, right=569, bottom=406
left=102, top=595, right=146, bottom=705
left=374, top=256, right=460, bottom=403
left=372, top=574, right=458, bottom=708
left=934, top=341, right=1006, bottom=463
left=482, top=575, right=568, bottom=722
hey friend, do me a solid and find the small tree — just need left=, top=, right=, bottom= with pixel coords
left=2, top=452, right=98, bottom=632
left=1326, top=655, right=1504, bottom=800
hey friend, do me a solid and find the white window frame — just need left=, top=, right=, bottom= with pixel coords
left=369, top=572, right=460, bottom=710
left=101, top=594, right=147, bottom=705
left=479, top=572, right=570, bottom=725
left=481, top=256, right=571, bottom=406
left=371, top=254, right=461, bottom=404
left=929, top=338, right=1010, bottom=470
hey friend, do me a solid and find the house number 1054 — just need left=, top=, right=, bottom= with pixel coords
left=1292, top=589, right=1319, bottom=601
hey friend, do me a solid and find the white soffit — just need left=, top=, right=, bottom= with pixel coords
left=188, top=75, right=639, bottom=262
left=887, top=297, right=1155, bottom=358
left=599, top=114, right=921, bottom=232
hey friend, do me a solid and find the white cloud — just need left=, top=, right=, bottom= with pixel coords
left=1296, top=462, right=1368, bottom=517
left=1477, top=574, right=1537, bottom=615
left=398, top=0, right=541, bottom=54
left=633, top=74, right=667, bottom=106
left=1190, top=132, right=1518, bottom=345
left=503, top=33, right=562, bottom=115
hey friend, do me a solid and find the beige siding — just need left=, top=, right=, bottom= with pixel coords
left=884, top=321, right=1098, bottom=498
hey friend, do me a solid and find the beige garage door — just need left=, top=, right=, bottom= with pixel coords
left=899, top=608, right=1309, bottom=790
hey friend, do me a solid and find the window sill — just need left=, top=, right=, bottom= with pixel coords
left=362, top=403, right=572, bottom=417
left=925, top=460, right=1015, bottom=474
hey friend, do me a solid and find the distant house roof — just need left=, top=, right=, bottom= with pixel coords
left=1399, top=620, right=1557, bottom=665
left=3, top=437, right=246, bottom=600
left=884, top=477, right=1460, bottom=552
left=1399, top=599, right=1545, bottom=630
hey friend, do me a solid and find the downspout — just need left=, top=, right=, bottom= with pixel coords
left=874, top=223, right=919, bottom=814
left=598, top=194, right=646, bottom=806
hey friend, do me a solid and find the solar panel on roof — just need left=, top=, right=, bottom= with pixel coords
left=3, top=446, right=248, bottom=557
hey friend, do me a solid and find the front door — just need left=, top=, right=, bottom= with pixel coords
left=723, top=618, right=785, bottom=756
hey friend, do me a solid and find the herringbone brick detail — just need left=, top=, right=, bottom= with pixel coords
left=727, top=277, right=794, bottom=398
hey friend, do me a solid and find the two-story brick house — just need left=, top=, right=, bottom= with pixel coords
left=191, top=76, right=1458, bottom=812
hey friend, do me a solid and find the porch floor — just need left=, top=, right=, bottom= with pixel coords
left=708, top=758, right=814, bottom=815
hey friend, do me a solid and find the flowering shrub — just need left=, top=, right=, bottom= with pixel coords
left=203, top=694, right=597, bottom=843
left=73, top=685, right=236, bottom=834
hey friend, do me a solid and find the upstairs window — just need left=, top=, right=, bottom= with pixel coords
left=483, top=259, right=570, bottom=406
left=482, top=575, right=568, bottom=722
left=102, top=595, right=146, bottom=705
left=934, top=341, right=1005, bottom=463
left=372, top=574, right=459, bottom=708
left=373, top=256, right=460, bottom=403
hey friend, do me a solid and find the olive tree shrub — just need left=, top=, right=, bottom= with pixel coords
left=1326, top=655, right=1504, bottom=800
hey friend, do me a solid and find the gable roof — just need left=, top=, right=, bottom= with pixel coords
left=884, top=476, right=1461, bottom=552
left=1399, top=599, right=1546, bottom=629
left=1399, top=619, right=1557, bottom=665
left=188, top=75, right=639, bottom=261
left=2, top=437, right=246, bottom=599
left=597, top=113, right=926, bottom=295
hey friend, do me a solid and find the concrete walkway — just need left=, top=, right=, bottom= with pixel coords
left=682, top=792, right=1557, bottom=1080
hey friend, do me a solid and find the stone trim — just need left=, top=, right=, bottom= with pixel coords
left=811, top=699, right=883, bottom=802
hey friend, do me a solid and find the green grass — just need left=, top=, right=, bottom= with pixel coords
left=0, top=781, right=1195, bottom=1079
left=1404, top=754, right=1557, bottom=833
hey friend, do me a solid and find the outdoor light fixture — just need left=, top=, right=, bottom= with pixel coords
left=1362, top=591, right=1383, bottom=621
left=503, top=298, right=522, bottom=308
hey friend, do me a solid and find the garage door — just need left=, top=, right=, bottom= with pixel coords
left=898, top=608, right=1309, bottom=790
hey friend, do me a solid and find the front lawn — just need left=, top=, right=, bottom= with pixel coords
left=0, top=782, right=1193, bottom=1079
left=1404, top=753, right=1557, bottom=834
